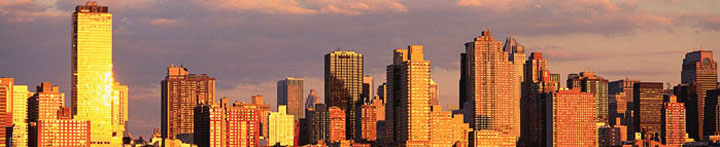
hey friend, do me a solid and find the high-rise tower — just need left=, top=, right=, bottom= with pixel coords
left=0, top=78, right=13, bottom=146
left=397, top=45, right=432, bottom=145
left=325, top=50, right=363, bottom=140
left=161, top=64, right=216, bottom=140
left=72, top=1, right=115, bottom=145
left=278, top=77, right=304, bottom=120
left=679, top=50, right=717, bottom=139
left=567, top=72, right=610, bottom=125
left=464, top=30, right=518, bottom=145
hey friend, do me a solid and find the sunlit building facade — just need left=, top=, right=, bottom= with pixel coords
left=504, top=36, right=526, bottom=138
left=429, top=80, right=439, bottom=106
left=464, top=30, right=518, bottom=145
left=161, top=64, right=216, bottom=140
left=12, top=85, right=31, bottom=147
left=519, top=52, right=557, bottom=146
left=548, top=89, right=596, bottom=147
left=680, top=50, right=717, bottom=140
left=567, top=72, right=610, bottom=125
left=662, top=95, right=685, bottom=146
left=72, top=2, right=116, bottom=145
left=278, top=77, right=304, bottom=120
left=36, top=119, right=91, bottom=147
left=269, top=105, right=295, bottom=146
left=329, top=106, right=346, bottom=143
left=397, top=45, right=432, bottom=146
left=112, top=82, right=128, bottom=145
left=324, top=51, right=363, bottom=140
left=0, top=78, right=13, bottom=146
left=429, top=105, right=471, bottom=146
left=194, top=98, right=261, bottom=147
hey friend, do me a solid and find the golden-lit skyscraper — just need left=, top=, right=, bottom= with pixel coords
left=278, top=77, right=304, bottom=120
left=398, top=45, right=432, bottom=146
left=548, top=89, right=596, bottom=147
left=72, top=1, right=115, bottom=145
left=112, top=82, right=128, bottom=145
left=504, top=36, right=526, bottom=137
left=324, top=50, right=363, bottom=140
left=567, top=72, right=610, bottom=125
left=464, top=30, right=518, bottom=145
left=269, top=105, right=295, bottom=146
left=0, top=78, right=13, bottom=146
left=12, top=85, right=31, bottom=147
left=161, top=64, right=216, bottom=140
left=194, top=98, right=262, bottom=147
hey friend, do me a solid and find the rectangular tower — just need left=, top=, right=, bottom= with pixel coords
left=464, top=30, right=518, bottom=145
left=324, top=50, right=363, bottom=140
left=633, top=82, right=664, bottom=136
left=0, top=78, right=13, bottom=146
left=567, top=72, right=610, bottom=125
left=161, top=64, right=216, bottom=140
left=11, top=85, right=30, bottom=147
left=398, top=45, right=431, bottom=145
left=547, top=89, right=596, bottom=147
left=277, top=77, right=304, bottom=120
left=72, top=1, right=114, bottom=145
left=662, top=95, right=686, bottom=146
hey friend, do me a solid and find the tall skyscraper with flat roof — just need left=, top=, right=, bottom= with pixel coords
left=278, top=77, right=304, bottom=120
left=161, top=64, right=216, bottom=140
left=269, top=105, right=295, bottom=146
left=463, top=30, right=518, bottom=145
left=72, top=1, right=115, bottom=145
left=397, top=45, right=432, bottom=146
left=633, top=82, right=664, bottom=137
left=662, top=95, right=686, bottom=146
left=325, top=50, right=363, bottom=140
left=384, top=48, right=407, bottom=146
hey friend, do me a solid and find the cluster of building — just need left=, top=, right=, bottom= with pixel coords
left=0, top=1, right=129, bottom=147
left=2, top=1, right=720, bottom=147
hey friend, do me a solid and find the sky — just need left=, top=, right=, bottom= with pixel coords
left=1, top=0, right=719, bottom=138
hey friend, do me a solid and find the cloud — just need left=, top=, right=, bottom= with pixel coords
left=194, top=0, right=406, bottom=15
left=677, top=14, right=720, bottom=31
left=143, top=17, right=181, bottom=27
left=0, top=0, right=64, bottom=23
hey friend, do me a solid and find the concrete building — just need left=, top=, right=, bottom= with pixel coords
left=463, top=30, right=519, bottom=146
left=633, top=82, right=664, bottom=138
left=429, top=105, right=470, bottom=146
left=161, top=64, right=216, bottom=141
left=662, top=95, right=686, bottom=146
left=269, top=105, right=295, bottom=146
left=193, top=98, right=261, bottom=147
left=11, top=85, right=31, bottom=147
left=680, top=50, right=717, bottom=140
left=0, top=78, right=13, bottom=146
left=567, top=72, right=610, bottom=125
left=547, top=89, right=596, bottom=147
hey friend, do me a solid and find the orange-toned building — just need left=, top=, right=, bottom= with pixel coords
left=0, top=78, right=13, bottom=146
left=194, top=98, right=261, bottom=147
left=360, top=97, right=385, bottom=142
left=329, top=106, right=346, bottom=143
left=36, top=118, right=91, bottom=147
left=548, top=89, right=596, bottom=147
left=662, top=95, right=685, bottom=146
left=162, top=64, right=216, bottom=140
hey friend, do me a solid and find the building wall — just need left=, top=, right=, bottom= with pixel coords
left=36, top=119, right=91, bottom=147
left=269, top=105, right=295, bottom=146
left=662, top=100, right=686, bottom=145
left=12, top=85, right=30, bottom=147
left=548, top=89, right=595, bottom=147
left=329, top=106, right=346, bottom=143
left=72, top=3, right=115, bottom=145
left=0, top=78, right=13, bottom=146
left=324, top=51, right=363, bottom=140
left=162, top=65, right=216, bottom=140
left=278, top=77, right=304, bottom=120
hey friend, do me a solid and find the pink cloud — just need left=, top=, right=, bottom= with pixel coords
left=0, top=0, right=63, bottom=23
left=194, top=0, right=406, bottom=15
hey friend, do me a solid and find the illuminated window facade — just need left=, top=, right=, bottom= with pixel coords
left=324, top=51, right=363, bottom=140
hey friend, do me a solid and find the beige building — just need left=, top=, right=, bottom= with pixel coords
left=429, top=105, right=470, bottom=146
left=112, top=82, right=129, bottom=146
left=397, top=45, right=432, bottom=146
left=269, top=105, right=295, bottom=146
left=464, top=30, right=518, bottom=145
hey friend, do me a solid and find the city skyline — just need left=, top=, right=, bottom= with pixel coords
left=1, top=0, right=720, bottom=139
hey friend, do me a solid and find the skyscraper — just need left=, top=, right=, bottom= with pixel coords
left=547, top=89, right=596, bottom=147
left=464, top=30, right=518, bottom=145
left=385, top=48, right=407, bottom=146
left=397, top=45, right=432, bottom=146
left=504, top=36, right=526, bottom=138
left=662, top=95, right=686, bottom=146
left=609, top=78, right=639, bottom=139
left=269, top=105, right=295, bottom=146
left=633, top=82, right=664, bottom=137
left=161, top=64, right=216, bottom=140
left=429, top=105, right=471, bottom=146
left=278, top=77, right=304, bottom=120
left=325, top=50, right=363, bottom=140
left=11, top=85, right=30, bottom=147
left=706, top=89, right=720, bottom=137
left=567, top=72, right=610, bottom=125
left=680, top=50, right=717, bottom=140
left=0, top=78, right=13, bottom=146
left=72, top=2, right=116, bottom=145
left=519, top=52, right=555, bottom=146
left=459, top=53, right=468, bottom=110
